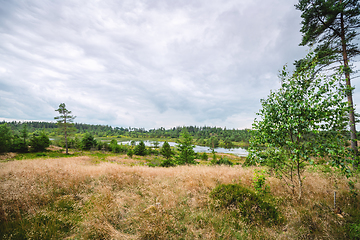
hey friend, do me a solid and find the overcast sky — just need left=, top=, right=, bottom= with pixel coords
left=0, top=0, right=359, bottom=130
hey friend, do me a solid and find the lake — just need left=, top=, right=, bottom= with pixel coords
left=118, top=140, right=248, bottom=156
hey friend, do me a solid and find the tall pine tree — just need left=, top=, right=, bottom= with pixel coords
left=55, top=103, right=76, bottom=154
left=295, top=0, right=360, bottom=166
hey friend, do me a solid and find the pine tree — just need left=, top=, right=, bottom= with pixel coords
left=295, top=0, right=360, bottom=166
left=54, top=103, right=76, bottom=154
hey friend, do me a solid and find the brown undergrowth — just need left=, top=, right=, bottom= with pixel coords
left=0, top=156, right=359, bottom=239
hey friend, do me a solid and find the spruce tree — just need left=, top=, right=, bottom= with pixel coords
left=176, top=129, right=196, bottom=165
left=160, top=141, right=173, bottom=159
left=134, top=141, right=147, bottom=156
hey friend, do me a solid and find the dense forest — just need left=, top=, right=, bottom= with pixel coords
left=1, top=121, right=251, bottom=149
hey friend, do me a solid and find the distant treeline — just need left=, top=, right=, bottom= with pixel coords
left=2, top=121, right=251, bottom=148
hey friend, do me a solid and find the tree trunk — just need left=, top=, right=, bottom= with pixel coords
left=297, top=158, right=302, bottom=200
left=340, top=7, right=358, bottom=169
left=65, top=118, right=68, bottom=154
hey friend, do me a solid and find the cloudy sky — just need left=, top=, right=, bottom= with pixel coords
left=0, top=0, right=359, bottom=130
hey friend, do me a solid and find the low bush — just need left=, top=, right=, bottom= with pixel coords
left=160, top=158, right=176, bottom=167
left=211, top=156, right=233, bottom=166
left=209, top=183, right=283, bottom=226
left=29, top=132, right=51, bottom=152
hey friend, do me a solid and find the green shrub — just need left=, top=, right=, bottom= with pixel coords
left=148, top=148, right=160, bottom=155
left=160, top=158, right=176, bottom=167
left=10, top=136, right=28, bottom=153
left=109, top=139, right=126, bottom=153
left=81, top=133, right=96, bottom=150
left=348, top=223, right=360, bottom=239
left=127, top=149, right=134, bottom=158
left=211, top=157, right=233, bottom=166
left=29, top=132, right=50, bottom=152
left=253, top=170, right=270, bottom=196
left=209, top=183, right=283, bottom=226
left=36, top=153, right=47, bottom=157
left=201, top=152, right=208, bottom=161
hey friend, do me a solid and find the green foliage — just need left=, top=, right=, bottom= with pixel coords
left=67, top=136, right=82, bottom=150
left=348, top=179, right=359, bottom=199
left=127, top=148, right=134, bottom=158
left=348, top=223, right=360, bottom=239
left=207, top=136, right=219, bottom=149
left=176, top=129, right=196, bottom=165
left=209, top=184, right=283, bottom=226
left=10, top=135, right=28, bottom=153
left=159, top=158, right=176, bottom=167
left=295, top=0, right=360, bottom=166
left=17, top=124, right=29, bottom=152
left=55, top=103, right=77, bottom=154
left=160, top=141, right=173, bottom=159
left=253, top=170, right=270, bottom=196
left=134, top=141, right=147, bottom=156
left=212, top=149, right=217, bottom=162
left=29, top=131, right=51, bottom=152
left=248, top=55, right=350, bottom=199
left=152, top=140, right=160, bottom=148
left=295, top=0, right=360, bottom=67
left=0, top=123, right=12, bottom=153
left=2, top=121, right=252, bottom=147
left=201, top=152, right=208, bottom=161
left=81, top=133, right=97, bottom=150
left=211, top=156, right=233, bottom=166
left=109, top=139, right=122, bottom=153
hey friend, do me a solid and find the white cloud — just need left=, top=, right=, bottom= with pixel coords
left=1, top=0, right=340, bottom=129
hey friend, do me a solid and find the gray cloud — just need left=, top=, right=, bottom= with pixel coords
left=2, top=0, right=356, bottom=130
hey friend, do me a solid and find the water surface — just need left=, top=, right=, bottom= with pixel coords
left=118, top=140, right=248, bottom=156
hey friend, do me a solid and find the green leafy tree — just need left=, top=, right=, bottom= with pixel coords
left=0, top=123, right=12, bottom=153
left=295, top=0, right=360, bottom=164
left=81, top=133, right=97, bottom=150
left=248, top=57, right=350, bottom=200
left=55, top=103, right=76, bottom=154
left=29, top=131, right=51, bottom=152
left=176, top=129, right=196, bottom=165
left=134, top=141, right=147, bottom=156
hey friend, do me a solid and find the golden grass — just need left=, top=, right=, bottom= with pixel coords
left=0, top=156, right=359, bottom=239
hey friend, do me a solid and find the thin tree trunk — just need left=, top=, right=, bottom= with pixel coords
left=65, top=118, right=68, bottom=154
left=340, top=7, right=358, bottom=169
left=297, top=160, right=302, bottom=200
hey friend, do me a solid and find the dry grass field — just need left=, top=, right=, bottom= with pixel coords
left=0, top=155, right=359, bottom=239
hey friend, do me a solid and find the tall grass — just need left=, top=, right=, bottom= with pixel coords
left=0, top=156, right=359, bottom=239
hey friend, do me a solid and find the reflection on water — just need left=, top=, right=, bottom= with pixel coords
left=118, top=140, right=248, bottom=156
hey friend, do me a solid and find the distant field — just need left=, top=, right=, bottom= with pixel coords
left=0, top=156, right=359, bottom=239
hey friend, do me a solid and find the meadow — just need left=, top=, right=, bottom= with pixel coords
left=0, top=151, right=359, bottom=239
